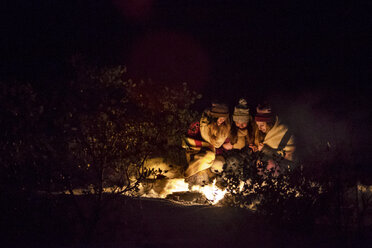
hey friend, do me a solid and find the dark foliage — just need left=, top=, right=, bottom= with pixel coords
left=221, top=148, right=325, bottom=228
left=0, top=63, right=201, bottom=242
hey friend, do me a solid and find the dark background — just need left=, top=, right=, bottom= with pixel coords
left=2, top=0, right=370, bottom=99
left=1, top=0, right=371, bottom=162
left=1, top=2, right=372, bottom=246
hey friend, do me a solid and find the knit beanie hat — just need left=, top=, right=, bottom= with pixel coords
left=255, top=103, right=274, bottom=122
left=208, top=102, right=229, bottom=118
left=233, top=99, right=250, bottom=123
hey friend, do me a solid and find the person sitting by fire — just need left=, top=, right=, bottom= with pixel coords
left=211, top=98, right=257, bottom=180
left=251, top=103, right=296, bottom=175
left=182, top=102, right=231, bottom=186
left=220, top=98, right=256, bottom=152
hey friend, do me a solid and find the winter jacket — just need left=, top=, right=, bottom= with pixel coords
left=231, top=128, right=248, bottom=149
left=182, top=112, right=230, bottom=177
left=199, top=114, right=229, bottom=148
left=182, top=121, right=213, bottom=153
left=261, top=116, right=295, bottom=162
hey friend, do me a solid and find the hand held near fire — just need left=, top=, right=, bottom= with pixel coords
left=249, top=144, right=258, bottom=152
left=223, top=142, right=233, bottom=150
left=258, top=143, right=264, bottom=151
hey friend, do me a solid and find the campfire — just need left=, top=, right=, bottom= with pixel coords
left=139, top=178, right=227, bottom=205
left=133, top=158, right=228, bottom=204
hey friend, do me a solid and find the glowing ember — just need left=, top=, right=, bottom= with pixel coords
left=191, top=179, right=227, bottom=204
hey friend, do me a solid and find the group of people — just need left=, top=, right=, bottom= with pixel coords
left=182, top=99, right=296, bottom=185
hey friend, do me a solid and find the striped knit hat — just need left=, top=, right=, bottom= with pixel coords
left=255, top=104, right=273, bottom=122
left=208, top=102, right=229, bottom=118
left=233, top=99, right=250, bottom=123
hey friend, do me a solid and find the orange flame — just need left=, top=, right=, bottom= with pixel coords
left=139, top=178, right=227, bottom=205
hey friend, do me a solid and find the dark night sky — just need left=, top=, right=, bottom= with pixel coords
left=1, top=0, right=371, bottom=142
left=2, top=0, right=370, bottom=98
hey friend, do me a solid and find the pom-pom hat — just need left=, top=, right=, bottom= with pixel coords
left=233, top=99, right=250, bottom=123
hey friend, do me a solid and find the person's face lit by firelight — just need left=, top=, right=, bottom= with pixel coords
left=217, top=117, right=226, bottom=126
left=256, top=121, right=269, bottom=133
left=235, top=121, right=247, bottom=129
